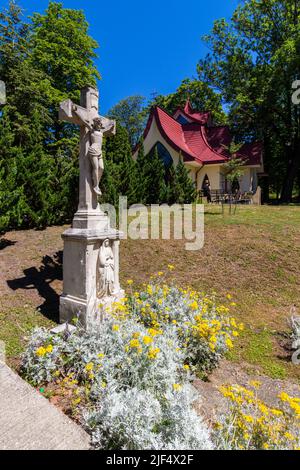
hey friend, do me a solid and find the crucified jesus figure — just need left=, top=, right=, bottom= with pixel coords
left=72, top=104, right=114, bottom=196
left=59, top=87, right=116, bottom=202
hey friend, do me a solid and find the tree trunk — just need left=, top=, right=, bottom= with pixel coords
left=281, top=146, right=300, bottom=203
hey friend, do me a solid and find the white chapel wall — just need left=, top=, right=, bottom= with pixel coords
left=196, top=165, right=221, bottom=191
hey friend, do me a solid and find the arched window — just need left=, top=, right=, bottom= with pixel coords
left=155, top=142, right=173, bottom=169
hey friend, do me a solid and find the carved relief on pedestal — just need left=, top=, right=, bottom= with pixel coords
left=97, top=239, right=115, bottom=299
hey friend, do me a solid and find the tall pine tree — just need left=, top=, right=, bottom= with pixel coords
left=174, top=158, right=197, bottom=204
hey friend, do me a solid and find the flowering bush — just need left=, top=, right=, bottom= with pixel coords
left=21, top=270, right=241, bottom=450
left=125, top=279, right=242, bottom=375
left=213, top=382, right=300, bottom=450
left=84, top=385, right=212, bottom=450
left=21, top=327, right=64, bottom=385
left=21, top=318, right=213, bottom=449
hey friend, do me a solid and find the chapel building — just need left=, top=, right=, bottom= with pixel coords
left=133, top=100, right=264, bottom=196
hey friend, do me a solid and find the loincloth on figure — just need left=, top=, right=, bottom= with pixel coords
left=88, top=143, right=102, bottom=158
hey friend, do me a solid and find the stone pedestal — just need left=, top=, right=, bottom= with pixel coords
left=59, top=87, right=122, bottom=330
left=60, top=215, right=124, bottom=329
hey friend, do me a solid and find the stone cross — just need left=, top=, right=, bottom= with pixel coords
left=59, top=86, right=116, bottom=229
left=58, top=87, right=124, bottom=330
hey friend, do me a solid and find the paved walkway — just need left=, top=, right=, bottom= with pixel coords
left=0, top=363, right=90, bottom=450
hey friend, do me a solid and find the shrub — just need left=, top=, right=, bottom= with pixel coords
left=84, top=385, right=213, bottom=450
left=21, top=272, right=241, bottom=450
left=126, top=279, right=242, bottom=374
left=21, top=318, right=213, bottom=450
left=213, top=382, right=300, bottom=450
left=21, top=327, right=64, bottom=385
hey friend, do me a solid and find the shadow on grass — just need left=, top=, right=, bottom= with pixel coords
left=7, top=251, right=62, bottom=323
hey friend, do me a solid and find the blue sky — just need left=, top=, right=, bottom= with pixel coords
left=0, top=0, right=240, bottom=114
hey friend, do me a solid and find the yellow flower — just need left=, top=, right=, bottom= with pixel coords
left=230, top=302, right=237, bottom=307
left=226, top=338, right=233, bottom=349
left=168, top=264, right=175, bottom=271
left=85, top=362, right=94, bottom=372
left=289, top=401, right=300, bottom=416
left=189, top=301, right=198, bottom=311
left=148, top=328, right=161, bottom=337
left=148, top=347, right=160, bottom=360
left=226, top=294, right=232, bottom=300
left=102, top=381, right=107, bottom=388
left=112, top=325, right=120, bottom=332
left=278, top=392, right=290, bottom=402
left=173, top=383, right=182, bottom=392
left=46, top=344, right=53, bottom=353
left=258, top=403, right=269, bottom=415
left=72, top=398, right=81, bottom=406
left=147, top=285, right=153, bottom=295
left=143, top=336, right=153, bottom=345
left=183, top=364, right=190, bottom=371
left=284, top=432, right=296, bottom=441
left=271, top=408, right=283, bottom=417
left=98, top=353, right=105, bottom=359
left=132, top=332, right=140, bottom=339
left=129, top=339, right=140, bottom=349
left=210, top=335, right=217, bottom=344
left=157, top=271, right=164, bottom=276
left=249, top=380, right=261, bottom=389
left=243, top=414, right=254, bottom=424
left=126, top=279, right=133, bottom=285
left=36, top=347, right=46, bottom=357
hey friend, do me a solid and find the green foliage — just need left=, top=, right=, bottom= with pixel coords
left=198, top=0, right=300, bottom=202
left=150, top=78, right=226, bottom=125
left=108, top=95, right=146, bottom=148
left=103, top=122, right=140, bottom=206
left=143, top=146, right=167, bottom=205
left=174, top=158, right=197, bottom=204
left=223, top=142, right=245, bottom=185
left=0, top=1, right=99, bottom=232
left=135, top=141, right=197, bottom=206
left=21, top=276, right=242, bottom=449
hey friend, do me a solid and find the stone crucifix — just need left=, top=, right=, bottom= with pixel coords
left=59, top=87, right=116, bottom=227
left=58, top=86, right=124, bottom=329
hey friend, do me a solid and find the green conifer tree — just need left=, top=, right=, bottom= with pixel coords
left=175, top=157, right=197, bottom=204
left=144, top=146, right=167, bottom=205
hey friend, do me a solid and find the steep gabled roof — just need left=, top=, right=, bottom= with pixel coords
left=143, top=106, right=227, bottom=165
left=205, top=126, right=263, bottom=166
left=173, top=99, right=212, bottom=125
left=183, top=99, right=212, bottom=124
left=139, top=101, right=263, bottom=167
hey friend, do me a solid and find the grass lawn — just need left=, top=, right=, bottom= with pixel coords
left=1, top=204, right=300, bottom=382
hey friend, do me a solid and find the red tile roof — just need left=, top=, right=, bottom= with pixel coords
left=183, top=99, right=212, bottom=125
left=141, top=101, right=263, bottom=167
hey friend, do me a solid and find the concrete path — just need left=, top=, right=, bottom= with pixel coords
left=0, top=363, right=90, bottom=450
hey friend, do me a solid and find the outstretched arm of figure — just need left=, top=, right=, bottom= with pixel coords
left=103, top=119, right=116, bottom=137
left=72, top=104, right=93, bottom=131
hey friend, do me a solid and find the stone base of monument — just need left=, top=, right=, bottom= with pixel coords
left=59, top=221, right=124, bottom=330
